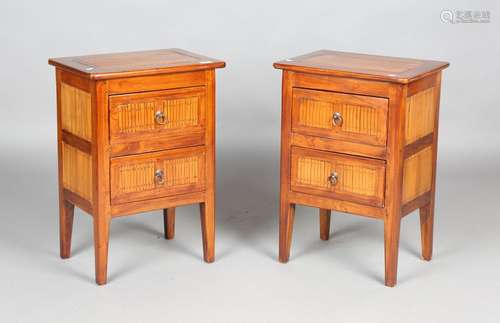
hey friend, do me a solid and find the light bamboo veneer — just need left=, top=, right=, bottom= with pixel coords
left=274, top=50, right=449, bottom=287
left=402, top=146, right=433, bottom=203
left=61, top=83, right=92, bottom=141
left=405, top=87, right=436, bottom=145
left=50, top=49, right=225, bottom=285
left=62, top=142, right=92, bottom=201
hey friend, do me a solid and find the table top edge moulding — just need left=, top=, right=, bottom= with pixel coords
left=273, top=50, right=449, bottom=83
left=49, top=48, right=226, bottom=80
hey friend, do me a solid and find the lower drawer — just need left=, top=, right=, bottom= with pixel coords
left=290, top=147, right=386, bottom=207
left=110, top=146, right=206, bottom=205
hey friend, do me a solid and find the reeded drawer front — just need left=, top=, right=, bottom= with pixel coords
left=109, top=86, right=206, bottom=155
left=110, top=146, right=206, bottom=204
left=292, top=88, right=388, bottom=146
left=291, top=147, right=386, bottom=207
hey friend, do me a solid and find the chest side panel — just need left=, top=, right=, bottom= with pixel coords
left=57, top=71, right=95, bottom=207
left=62, top=142, right=93, bottom=201
left=61, top=82, right=92, bottom=141
left=402, top=74, right=441, bottom=205
left=405, top=87, right=436, bottom=145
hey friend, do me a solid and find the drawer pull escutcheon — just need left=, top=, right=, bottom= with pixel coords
left=328, top=172, right=339, bottom=186
left=332, top=112, right=343, bottom=127
left=155, top=111, right=167, bottom=125
left=155, top=169, right=165, bottom=185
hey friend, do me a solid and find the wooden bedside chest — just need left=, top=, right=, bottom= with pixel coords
left=49, top=49, right=225, bottom=285
left=274, top=50, right=449, bottom=286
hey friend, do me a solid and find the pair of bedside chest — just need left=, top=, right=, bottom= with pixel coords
left=49, top=49, right=448, bottom=286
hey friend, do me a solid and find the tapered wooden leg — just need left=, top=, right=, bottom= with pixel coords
left=200, top=200, right=215, bottom=263
left=319, top=209, right=331, bottom=241
left=163, top=208, right=176, bottom=240
left=384, top=213, right=402, bottom=287
left=59, top=200, right=75, bottom=259
left=419, top=203, right=434, bottom=261
left=279, top=202, right=295, bottom=263
left=93, top=214, right=110, bottom=285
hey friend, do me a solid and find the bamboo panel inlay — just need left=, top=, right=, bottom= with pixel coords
left=62, top=143, right=92, bottom=201
left=115, top=96, right=199, bottom=134
left=161, top=155, right=202, bottom=187
left=297, top=98, right=382, bottom=138
left=117, top=162, right=156, bottom=194
left=402, top=146, right=433, bottom=203
left=405, top=87, right=436, bottom=144
left=295, top=156, right=380, bottom=197
left=61, top=83, right=92, bottom=141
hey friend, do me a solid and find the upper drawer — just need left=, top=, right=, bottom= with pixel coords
left=291, top=147, right=386, bottom=207
left=291, top=88, right=388, bottom=146
left=109, top=87, right=206, bottom=155
left=110, top=146, right=206, bottom=205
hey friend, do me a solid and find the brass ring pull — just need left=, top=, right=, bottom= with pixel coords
left=155, top=169, right=165, bottom=185
left=155, top=111, right=167, bottom=125
left=332, top=112, right=343, bottom=127
left=328, top=172, right=339, bottom=186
